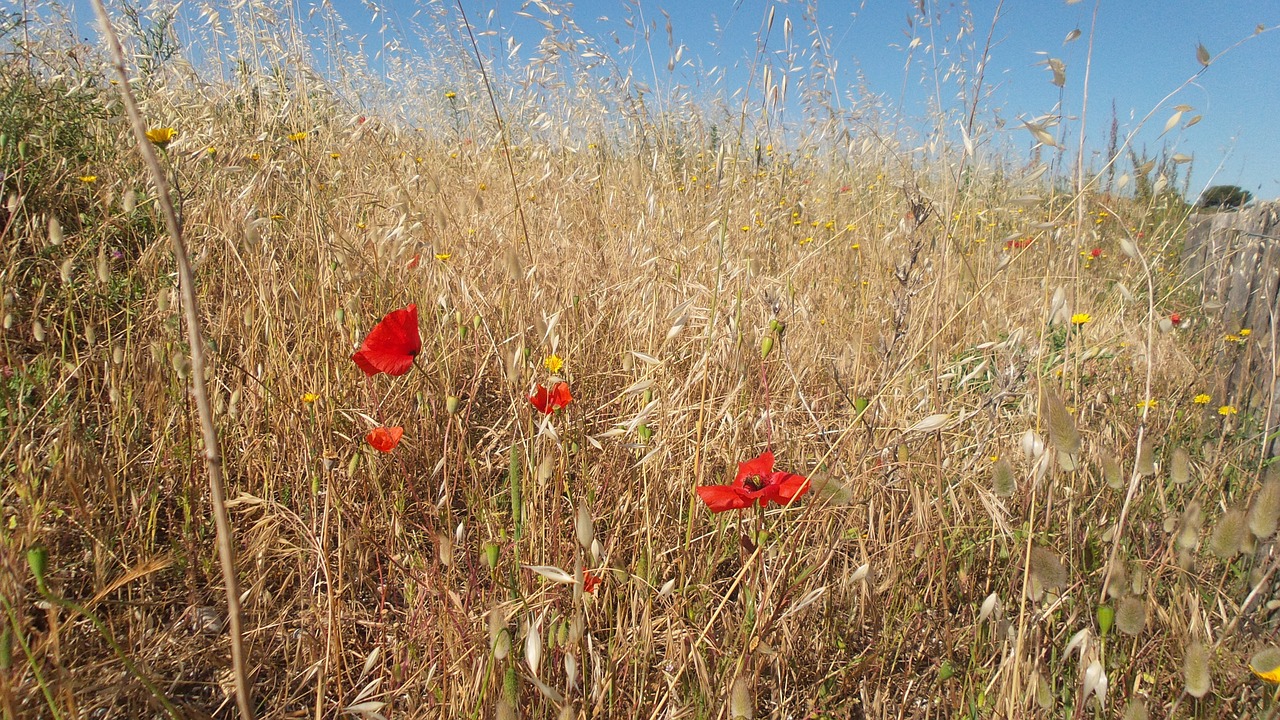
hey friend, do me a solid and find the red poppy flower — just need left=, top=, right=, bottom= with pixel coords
left=583, top=571, right=602, bottom=594
left=696, top=450, right=810, bottom=513
left=366, top=426, right=404, bottom=453
left=1090, top=247, right=1102, bottom=259
left=406, top=254, right=421, bottom=269
left=352, top=304, right=421, bottom=377
left=1171, top=313, right=1182, bottom=326
left=529, top=381, right=572, bottom=414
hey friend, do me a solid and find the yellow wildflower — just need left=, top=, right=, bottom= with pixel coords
left=287, top=131, right=308, bottom=142
left=445, top=90, right=457, bottom=99
left=78, top=175, right=97, bottom=184
left=249, top=152, right=261, bottom=161
left=544, top=354, right=564, bottom=373
left=435, top=253, right=451, bottom=262
left=1219, top=405, right=1238, bottom=416
left=302, top=393, right=319, bottom=404
left=1071, top=313, right=1092, bottom=326
left=1193, top=394, right=1211, bottom=405
left=1240, top=328, right=1252, bottom=337
left=330, top=152, right=341, bottom=159
left=1136, top=399, right=1158, bottom=410
left=145, top=127, right=176, bottom=147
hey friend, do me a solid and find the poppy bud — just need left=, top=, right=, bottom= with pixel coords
left=446, top=395, right=460, bottom=415
left=27, top=546, right=48, bottom=591
left=760, top=335, right=774, bottom=360
left=482, top=541, right=500, bottom=569
left=1097, top=604, right=1115, bottom=637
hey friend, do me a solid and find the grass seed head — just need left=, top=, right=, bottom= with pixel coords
left=991, top=458, right=1016, bottom=497
left=1123, top=699, right=1149, bottom=720
left=1209, top=508, right=1248, bottom=558
left=489, top=604, right=510, bottom=660
left=1248, top=470, right=1280, bottom=539
left=730, top=675, right=755, bottom=720
left=1177, top=501, right=1204, bottom=550
left=1169, top=446, right=1191, bottom=485
left=1183, top=641, right=1211, bottom=698
left=1028, top=546, right=1067, bottom=601
left=1116, top=596, right=1146, bottom=636
left=1136, top=440, right=1156, bottom=476
left=1041, top=390, right=1080, bottom=457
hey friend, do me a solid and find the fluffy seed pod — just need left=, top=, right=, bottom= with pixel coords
left=1116, top=596, right=1146, bottom=636
left=1124, top=699, right=1149, bottom=720
left=1135, top=440, right=1155, bottom=476
left=991, top=458, right=1016, bottom=497
left=1177, top=501, right=1204, bottom=550
left=1183, top=641, right=1211, bottom=698
left=1209, top=508, right=1247, bottom=559
left=1169, top=447, right=1191, bottom=484
left=730, top=675, right=754, bottom=720
left=489, top=605, right=510, bottom=660
left=1248, top=471, right=1280, bottom=539
left=1028, top=546, right=1067, bottom=601
left=1041, top=390, right=1080, bottom=457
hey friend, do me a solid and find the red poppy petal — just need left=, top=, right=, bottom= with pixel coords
left=530, top=384, right=553, bottom=413
left=583, top=571, right=602, bottom=594
left=769, top=472, right=811, bottom=505
left=366, top=426, right=404, bottom=453
left=351, top=349, right=382, bottom=376
left=550, top=382, right=573, bottom=410
left=735, top=450, right=775, bottom=484
left=352, top=305, right=421, bottom=377
left=696, top=485, right=756, bottom=512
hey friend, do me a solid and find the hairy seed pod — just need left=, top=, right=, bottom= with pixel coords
left=1116, top=596, right=1146, bottom=636
left=1183, top=641, right=1211, bottom=698
left=1249, top=470, right=1280, bottom=539
left=1042, top=390, right=1080, bottom=457
left=1209, top=508, right=1248, bottom=559
left=992, top=458, right=1016, bottom=497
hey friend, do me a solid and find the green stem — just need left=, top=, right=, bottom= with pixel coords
left=0, top=593, right=62, bottom=720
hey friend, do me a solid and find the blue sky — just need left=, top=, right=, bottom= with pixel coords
left=358, top=0, right=1280, bottom=199
left=77, top=0, right=1280, bottom=199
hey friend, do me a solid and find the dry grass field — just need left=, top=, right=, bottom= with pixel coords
left=2, top=2, right=1280, bottom=718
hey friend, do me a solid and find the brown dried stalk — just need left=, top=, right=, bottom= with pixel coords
left=87, top=2, right=255, bottom=717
